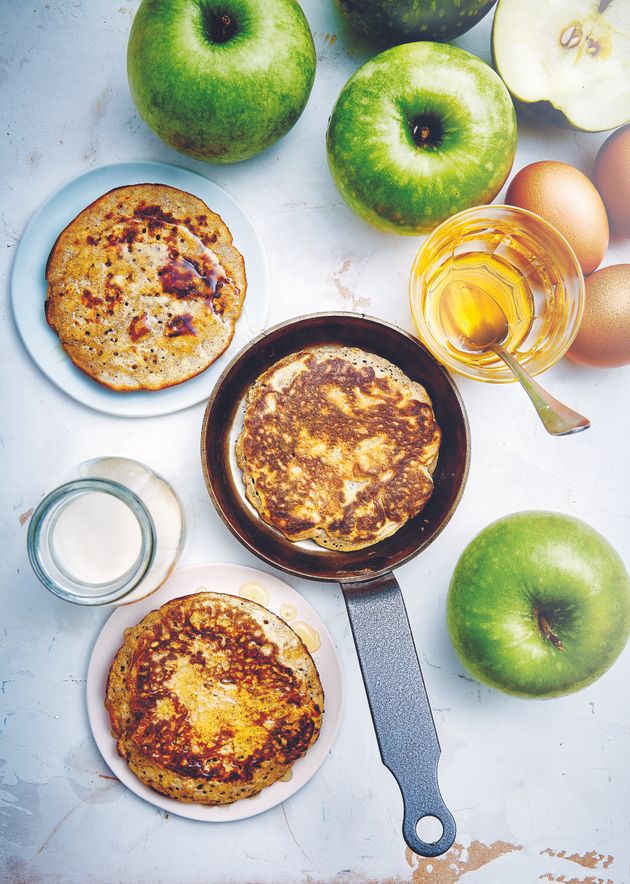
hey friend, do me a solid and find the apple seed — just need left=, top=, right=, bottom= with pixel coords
left=585, top=35, right=611, bottom=58
left=559, top=24, right=582, bottom=49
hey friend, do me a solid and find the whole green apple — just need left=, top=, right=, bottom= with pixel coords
left=336, top=0, right=498, bottom=46
left=447, top=512, right=630, bottom=698
left=326, top=42, right=517, bottom=234
left=128, top=0, right=316, bottom=163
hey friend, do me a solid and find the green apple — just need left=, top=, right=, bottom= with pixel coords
left=336, top=0, right=498, bottom=46
left=492, top=0, right=630, bottom=132
left=447, top=512, right=630, bottom=698
left=326, top=42, right=517, bottom=235
left=128, top=0, right=316, bottom=163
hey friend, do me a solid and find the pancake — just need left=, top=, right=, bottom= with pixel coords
left=105, top=592, right=323, bottom=805
left=45, top=183, right=246, bottom=391
left=236, top=346, right=441, bottom=551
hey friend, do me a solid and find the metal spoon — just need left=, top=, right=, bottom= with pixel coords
left=439, top=281, right=590, bottom=436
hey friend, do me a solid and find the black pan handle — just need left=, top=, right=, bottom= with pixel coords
left=342, top=572, right=456, bottom=857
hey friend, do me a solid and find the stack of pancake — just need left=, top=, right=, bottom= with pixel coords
left=237, top=346, right=441, bottom=551
left=105, top=592, right=323, bottom=804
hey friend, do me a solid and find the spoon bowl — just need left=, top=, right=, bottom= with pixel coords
left=439, top=282, right=590, bottom=437
left=439, top=280, right=510, bottom=353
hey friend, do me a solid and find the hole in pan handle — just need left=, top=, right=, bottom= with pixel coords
left=343, top=571, right=456, bottom=858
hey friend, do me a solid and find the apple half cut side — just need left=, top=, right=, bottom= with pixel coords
left=447, top=512, right=630, bottom=699
left=492, top=0, right=630, bottom=132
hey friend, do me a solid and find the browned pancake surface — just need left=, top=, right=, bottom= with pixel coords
left=236, top=346, right=441, bottom=551
left=105, top=592, right=323, bottom=805
left=45, top=184, right=246, bottom=391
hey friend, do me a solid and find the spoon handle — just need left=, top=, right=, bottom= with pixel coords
left=491, top=345, right=590, bottom=436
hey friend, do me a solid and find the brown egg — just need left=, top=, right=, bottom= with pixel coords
left=567, top=265, right=630, bottom=368
left=505, top=161, right=609, bottom=275
left=594, top=125, right=630, bottom=238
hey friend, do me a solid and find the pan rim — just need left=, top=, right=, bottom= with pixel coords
left=200, top=311, right=471, bottom=584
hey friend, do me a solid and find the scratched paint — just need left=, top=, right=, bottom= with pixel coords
left=540, top=849, right=615, bottom=871
left=405, top=841, right=522, bottom=882
left=331, top=258, right=370, bottom=313
left=18, top=508, right=33, bottom=527
left=539, top=874, right=613, bottom=884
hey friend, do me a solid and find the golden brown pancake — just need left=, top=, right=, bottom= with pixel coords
left=236, top=346, right=441, bottom=551
left=45, top=183, right=246, bottom=391
left=105, top=592, right=323, bottom=805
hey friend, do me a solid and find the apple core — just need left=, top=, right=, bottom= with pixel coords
left=492, top=0, right=630, bottom=131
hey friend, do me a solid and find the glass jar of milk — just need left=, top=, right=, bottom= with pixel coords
left=27, top=457, right=185, bottom=606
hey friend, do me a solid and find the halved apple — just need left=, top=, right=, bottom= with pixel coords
left=492, top=0, right=630, bottom=132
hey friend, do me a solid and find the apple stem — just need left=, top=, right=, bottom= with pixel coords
left=218, top=14, right=233, bottom=39
left=204, top=11, right=236, bottom=44
left=412, top=123, right=431, bottom=145
left=537, top=611, right=565, bottom=651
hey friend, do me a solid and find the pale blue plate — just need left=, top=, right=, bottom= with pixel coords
left=11, top=161, right=270, bottom=417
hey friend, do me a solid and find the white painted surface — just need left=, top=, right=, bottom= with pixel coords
left=1, top=2, right=629, bottom=882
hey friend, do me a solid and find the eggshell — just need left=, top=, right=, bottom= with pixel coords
left=594, top=125, right=630, bottom=238
left=567, top=264, right=630, bottom=368
left=506, top=161, right=609, bottom=275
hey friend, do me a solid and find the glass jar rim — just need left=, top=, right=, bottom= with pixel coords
left=27, top=478, right=156, bottom=606
left=408, top=203, right=585, bottom=383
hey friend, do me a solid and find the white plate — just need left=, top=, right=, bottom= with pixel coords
left=86, top=563, right=344, bottom=822
left=11, top=162, right=269, bottom=417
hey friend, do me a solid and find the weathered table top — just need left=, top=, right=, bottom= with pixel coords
left=2, top=2, right=629, bottom=881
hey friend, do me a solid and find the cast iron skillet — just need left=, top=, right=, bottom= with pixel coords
left=201, top=313, right=470, bottom=857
